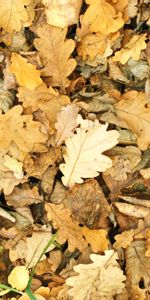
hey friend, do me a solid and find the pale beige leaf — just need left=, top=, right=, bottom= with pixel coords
left=114, top=202, right=150, bottom=218
left=114, top=230, right=134, bottom=249
left=66, top=250, right=126, bottom=300
left=82, top=227, right=109, bottom=252
left=34, top=24, right=76, bottom=91
left=115, top=91, right=150, bottom=150
left=55, top=104, right=79, bottom=146
left=43, top=0, right=82, bottom=28
left=0, top=170, right=25, bottom=196
left=3, top=154, right=23, bottom=179
left=45, top=203, right=88, bottom=252
left=10, top=53, right=42, bottom=91
left=60, top=121, right=119, bottom=186
left=8, top=266, right=29, bottom=291
left=113, top=34, right=147, bottom=64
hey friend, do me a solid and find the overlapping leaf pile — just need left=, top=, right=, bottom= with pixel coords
left=0, top=0, right=149, bottom=299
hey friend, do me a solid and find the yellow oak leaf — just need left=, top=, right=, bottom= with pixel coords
left=82, top=227, right=109, bottom=252
left=33, top=24, right=76, bottom=91
left=45, top=203, right=88, bottom=252
left=114, top=230, right=134, bottom=249
left=18, top=83, right=70, bottom=128
left=77, top=0, right=124, bottom=39
left=115, top=91, right=150, bottom=150
left=113, top=34, right=147, bottom=64
left=0, top=105, right=47, bottom=153
left=8, top=266, right=29, bottom=291
left=43, top=0, right=82, bottom=28
left=0, top=0, right=33, bottom=33
left=10, top=53, right=42, bottom=91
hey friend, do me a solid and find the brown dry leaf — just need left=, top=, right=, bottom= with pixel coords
left=113, top=34, right=147, bottom=64
left=5, top=184, right=43, bottom=207
left=18, top=83, right=70, bottom=128
left=50, top=181, right=66, bottom=204
left=0, top=105, right=47, bottom=153
left=10, top=53, right=42, bottom=91
left=114, top=202, right=150, bottom=219
left=43, top=0, right=82, bottom=28
left=114, top=230, right=134, bottom=249
left=0, top=0, right=34, bottom=33
left=55, top=104, right=79, bottom=146
left=66, top=250, right=126, bottom=300
left=82, top=227, right=109, bottom=252
left=77, top=0, right=124, bottom=39
left=115, top=91, right=150, bottom=150
left=45, top=203, right=88, bottom=252
left=41, top=165, right=57, bottom=194
left=33, top=24, right=76, bottom=91
left=65, top=179, right=110, bottom=228
left=126, top=240, right=150, bottom=299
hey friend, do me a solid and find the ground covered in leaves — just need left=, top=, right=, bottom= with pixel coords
left=0, top=0, right=150, bottom=299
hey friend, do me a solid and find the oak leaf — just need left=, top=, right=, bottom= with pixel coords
left=82, top=227, right=109, bottom=252
left=45, top=203, right=88, bottom=252
left=55, top=104, right=79, bottom=146
left=113, top=34, right=147, bottom=64
left=60, top=120, right=119, bottom=186
left=10, top=53, right=42, bottom=91
left=114, top=230, right=134, bottom=249
left=43, top=0, right=82, bottom=28
left=77, top=0, right=124, bottom=38
left=0, top=170, right=25, bottom=195
left=18, top=83, right=70, bottom=128
left=66, top=250, right=126, bottom=300
left=3, top=154, right=23, bottom=180
left=0, top=0, right=33, bottom=33
left=33, top=24, right=76, bottom=91
left=8, top=266, right=29, bottom=291
left=0, top=105, right=47, bottom=153
left=115, top=91, right=150, bottom=150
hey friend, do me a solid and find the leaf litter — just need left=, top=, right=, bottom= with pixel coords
left=0, top=0, right=149, bottom=299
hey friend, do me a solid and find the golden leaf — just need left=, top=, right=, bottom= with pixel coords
left=45, top=203, right=88, bottom=252
left=82, top=227, right=109, bottom=252
left=33, top=24, right=76, bottom=91
left=8, top=266, right=29, bottom=291
left=113, top=34, right=147, bottom=64
left=114, top=230, right=134, bottom=249
left=10, top=53, right=42, bottom=90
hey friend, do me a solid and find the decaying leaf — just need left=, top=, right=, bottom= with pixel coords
left=34, top=24, right=76, bottom=91
left=55, top=104, right=79, bottom=146
left=66, top=250, right=126, bottom=300
left=10, top=53, right=42, bottom=91
left=114, top=230, right=134, bottom=249
left=60, top=120, right=119, bottom=186
left=43, top=0, right=82, bottom=28
left=45, top=203, right=88, bottom=252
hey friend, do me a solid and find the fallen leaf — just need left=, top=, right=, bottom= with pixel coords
left=114, top=202, right=150, bottom=218
left=55, top=104, right=79, bottom=146
left=82, top=227, right=109, bottom=252
left=113, top=34, right=147, bottom=64
left=0, top=170, right=25, bottom=195
left=3, top=154, right=23, bottom=179
left=33, top=24, right=76, bottom=91
left=43, top=0, right=82, bottom=28
left=115, top=91, right=150, bottom=150
left=8, top=266, right=29, bottom=291
left=10, top=53, right=42, bottom=90
left=66, top=250, right=126, bottom=300
left=114, top=230, right=134, bottom=249
left=60, top=120, right=119, bottom=186
left=45, top=203, right=88, bottom=252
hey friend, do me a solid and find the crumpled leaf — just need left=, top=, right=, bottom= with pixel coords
left=115, top=91, right=150, bottom=150
left=10, top=53, right=42, bottom=91
left=0, top=0, right=33, bottom=33
left=113, top=34, right=147, bottom=64
left=43, top=0, right=82, bottom=28
left=60, top=118, right=119, bottom=186
left=18, top=83, right=70, bottom=128
left=66, top=250, right=126, bottom=300
left=45, top=203, right=88, bottom=252
left=8, top=266, right=29, bottom=291
left=0, top=105, right=47, bottom=153
left=77, top=0, right=124, bottom=38
left=82, top=227, right=109, bottom=252
left=34, top=24, right=76, bottom=91
left=114, top=230, right=134, bottom=249
left=55, top=104, right=79, bottom=146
